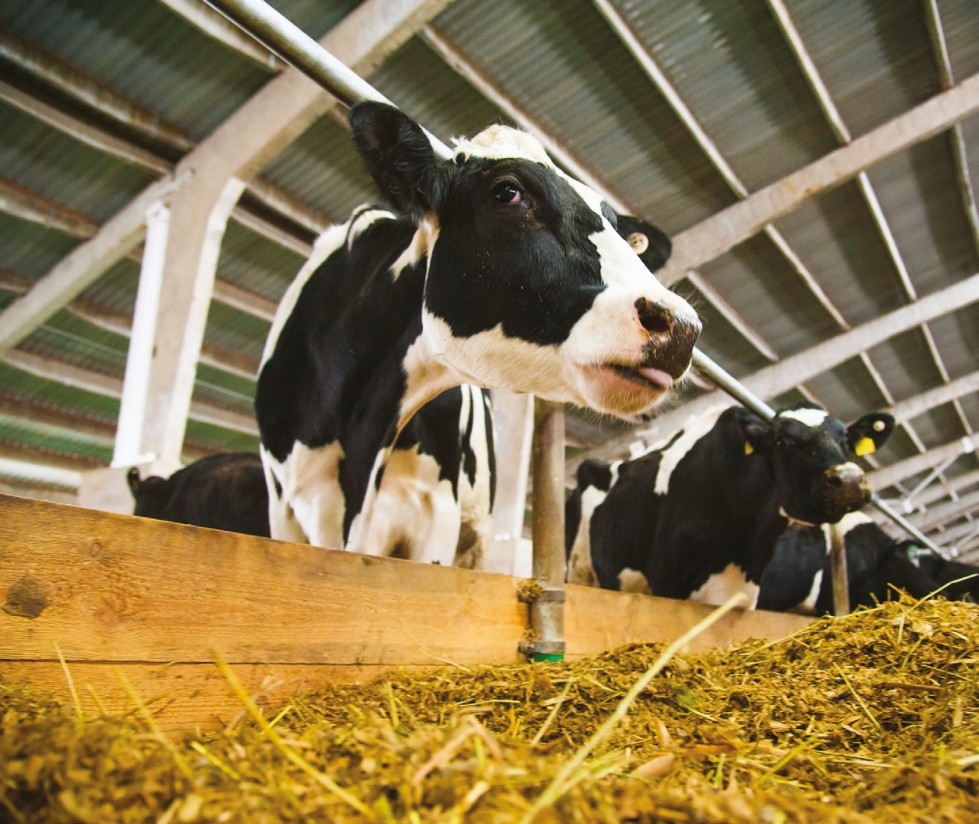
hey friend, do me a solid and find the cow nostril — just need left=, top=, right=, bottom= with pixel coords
left=635, top=298, right=673, bottom=335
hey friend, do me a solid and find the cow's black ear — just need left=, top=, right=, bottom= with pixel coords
left=348, top=102, right=439, bottom=219
left=736, top=411, right=770, bottom=457
left=614, top=214, right=672, bottom=273
left=847, top=413, right=895, bottom=457
left=126, top=467, right=141, bottom=497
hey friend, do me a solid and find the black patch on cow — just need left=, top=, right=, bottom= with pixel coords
left=424, top=158, right=605, bottom=345
left=756, top=524, right=830, bottom=612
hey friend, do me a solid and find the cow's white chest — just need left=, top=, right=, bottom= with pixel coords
left=689, top=562, right=760, bottom=608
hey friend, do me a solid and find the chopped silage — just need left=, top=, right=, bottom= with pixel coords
left=2, top=595, right=977, bottom=823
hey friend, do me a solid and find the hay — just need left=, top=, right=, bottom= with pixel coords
left=2, top=595, right=977, bottom=822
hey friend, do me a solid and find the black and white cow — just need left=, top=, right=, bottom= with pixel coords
left=915, top=551, right=979, bottom=603
left=255, top=102, right=701, bottom=563
left=757, top=511, right=978, bottom=614
left=127, top=452, right=270, bottom=538
left=566, top=402, right=895, bottom=607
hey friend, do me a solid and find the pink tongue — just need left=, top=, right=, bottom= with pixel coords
left=636, top=367, right=673, bottom=390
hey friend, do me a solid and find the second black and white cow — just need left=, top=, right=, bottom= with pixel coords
left=566, top=402, right=895, bottom=607
left=256, top=102, right=701, bottom=563
left=757, top=511, right=979, bottom=614
left=127, top=452, right=270, bottom=538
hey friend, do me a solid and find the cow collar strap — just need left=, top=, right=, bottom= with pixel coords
left=778, top=508, right=819, bottom=528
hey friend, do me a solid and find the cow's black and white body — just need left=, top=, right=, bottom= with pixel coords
left=127, top=453, right=270, bottom=538
left=757, top=511, right=978, bottom=613
left=566, top=402, right=894, bottom=607
left=256, top=102, right=700, bottom=562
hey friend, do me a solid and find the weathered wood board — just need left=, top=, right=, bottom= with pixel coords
left=1, top=493, right=813, bottom=731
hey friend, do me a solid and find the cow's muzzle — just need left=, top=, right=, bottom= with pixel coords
left=636, top=298, right=701, bottom=380
left=821, top=464, right=871, bottom=520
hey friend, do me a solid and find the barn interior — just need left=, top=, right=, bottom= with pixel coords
left=2, top=0, right=978, bottom=567
left=2, top=3, right=979, bottom=821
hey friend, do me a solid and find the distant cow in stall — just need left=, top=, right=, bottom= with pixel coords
left=255, top=101, right=701, bottom=566
left=127, top=452, right=270, bottom=538
left=757, top=511, right=979, bottom=614
left=914, top=551, right=979, bottom=602
left=566, top=402, right=895, bottom=607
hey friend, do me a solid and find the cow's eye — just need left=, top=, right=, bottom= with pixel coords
left=492, top=180, right=526, bottom=206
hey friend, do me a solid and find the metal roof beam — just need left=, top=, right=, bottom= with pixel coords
left=3, top=350, right=258, bottom=436
left=932, top=517, right=979, bottom=547
left=925, top=0, right=979, bottom=258
left=869, top=433, right=979, bottom=491
left=0, top=30, right=330, bottom=235
left=0, top=457, right=82, bottom=490
left=913, top=468, right=979, bottom=509
left=158, top=0, right=284, bottom=71
left=885, top=370, right=979, bottom=423
left=0, top=78, right=171, bottom=175
left=656, top=72, right=979, bottom=284
left=606, top=271, right=979, bottom=458
left=0, top=176, right=98, bottom=238
left=912, top=489, right=979, bottom=532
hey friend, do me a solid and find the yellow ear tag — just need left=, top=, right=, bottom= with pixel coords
left=744, top=441, right=754, bottom=456
left=854, top=436, right=876, bottom=456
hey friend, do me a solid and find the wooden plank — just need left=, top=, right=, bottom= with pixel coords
left=0, top=662, right=424, bottom=733
left=565, top=585, right=813, bottom=656
left=0, top=494, right=527, bottom=666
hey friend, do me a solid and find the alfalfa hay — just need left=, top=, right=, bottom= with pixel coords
left=2, top=595, right=976, bottom=822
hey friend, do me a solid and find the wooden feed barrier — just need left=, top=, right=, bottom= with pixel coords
left=0, top=493, right=812, bottom=733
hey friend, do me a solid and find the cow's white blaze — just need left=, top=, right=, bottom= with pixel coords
left=654, top=404, right=732, bottom=495
left=689, top=562, right=760, bottom=608
left=780, top=407, right=829, bottom=428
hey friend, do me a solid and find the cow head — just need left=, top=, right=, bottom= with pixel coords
left=126, top=467, right=167, bottom=517
left=743, top=404, right=895, bottom=525
left=349, top=102, right=701, bottom=418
